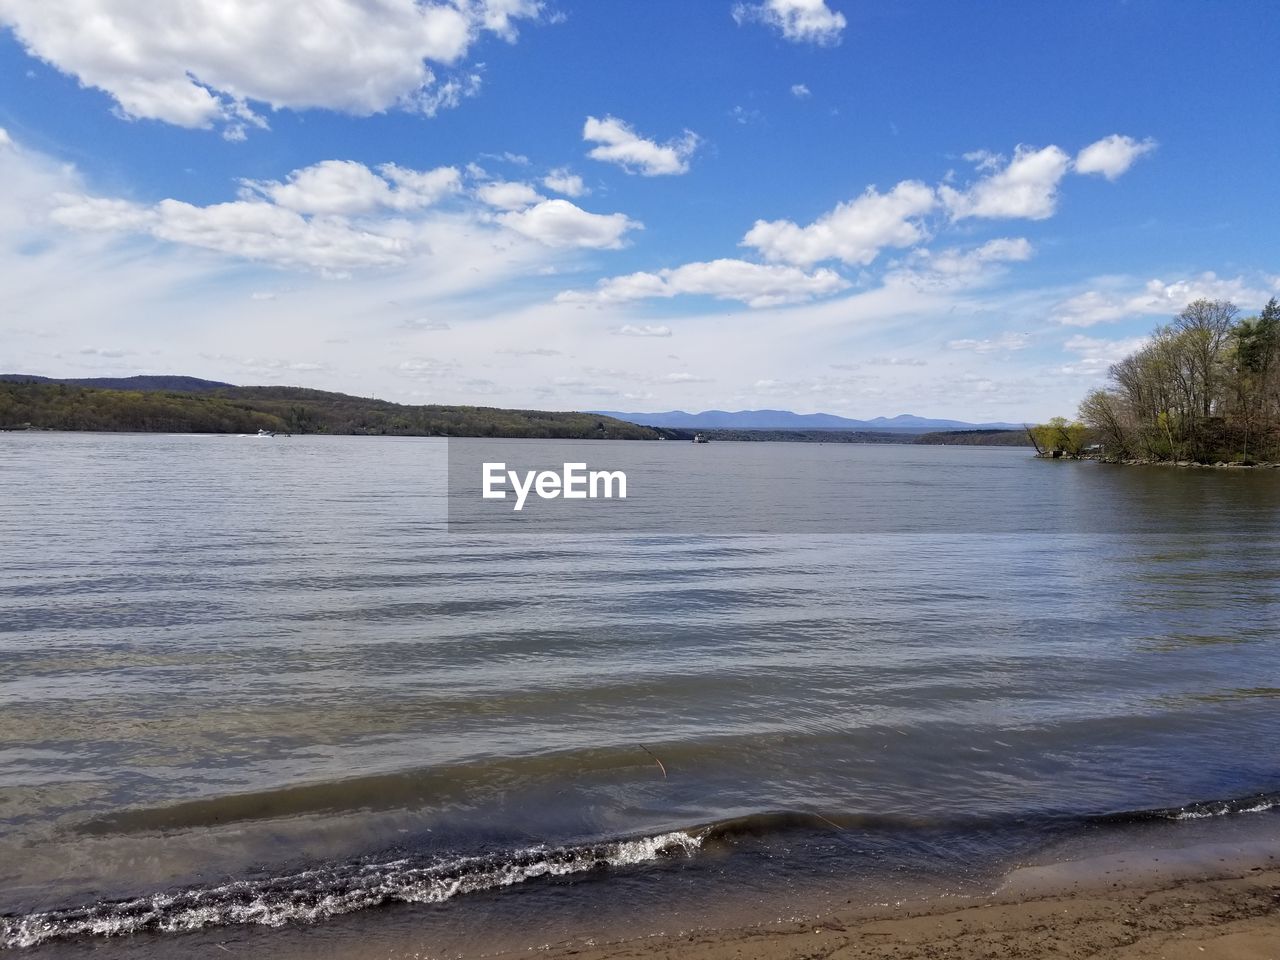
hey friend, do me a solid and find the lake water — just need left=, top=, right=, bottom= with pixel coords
left=2, top=434, right=1279, bottom=956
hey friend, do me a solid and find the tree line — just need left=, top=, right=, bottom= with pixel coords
left=0, top=381, right=661, bottom=440
left=1035, top=297, right=1280, bottom=464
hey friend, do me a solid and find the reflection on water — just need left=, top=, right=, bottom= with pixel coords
left=1, top=434, right=1278, bottom=951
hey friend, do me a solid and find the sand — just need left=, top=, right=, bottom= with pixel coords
left=534, top=851, right=1280, bottom=960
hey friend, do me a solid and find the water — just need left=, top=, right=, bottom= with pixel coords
left=2, top=434, right=1279, bottom=955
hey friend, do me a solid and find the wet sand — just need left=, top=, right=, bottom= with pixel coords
left=528, top=842, right=1280, bottom=960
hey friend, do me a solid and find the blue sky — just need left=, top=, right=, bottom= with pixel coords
left=1, top=0, right=1277, bottom=421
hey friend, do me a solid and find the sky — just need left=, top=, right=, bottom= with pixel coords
left=1, top=0, right=1277, bottom=422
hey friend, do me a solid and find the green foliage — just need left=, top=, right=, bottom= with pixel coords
left=1029, top=416, right=1090, bottom=457
left=0, top=381, right=660, bottom=440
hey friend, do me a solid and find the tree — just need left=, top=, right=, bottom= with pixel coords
left=1174, top=298, right=1237, bottom=419
left=1078, top=388, right=1132, bottom=457
left=1078, top=297, right=1280, bottom=463
left=1030, top=416, right=1089, bottom=457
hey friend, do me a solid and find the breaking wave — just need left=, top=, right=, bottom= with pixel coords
left=1, top=830, right=700, bottom=949
left=6, top=789, right=1278, bottom=949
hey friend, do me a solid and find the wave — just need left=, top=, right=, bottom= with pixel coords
left=7, top=791, right=1278, bottom=949
left=1089, top=790, right=1280, bottom=823
left=0, top=830, right=701, bottom=949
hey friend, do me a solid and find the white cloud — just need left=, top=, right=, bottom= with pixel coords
left=1058, top=334, right=1151, bottom=376
left=246, top=160, right=461, bottom=215
left=51, top=187, right=419, bottom=272
left=481, top=150, right=531, bottom=166
left=557, top=258, right=849, bottom=308
left=476, top=180, right=544, bottom=210
left=615, top=324, right=673, bottom=337
left=400, top=318, right=451, bottom=331
left=742, top=180, right=936, bottom=267
left=790, top=83, right=811, bottom=99
left=1075, top=134, right=1157, bottom=181
left=496, top=198, right=640, bottom=249
left=542, top=168, right=588, bottom=197
left=941, top=145, right=1072, bottom=220
left=50, top=159, right=469, bottom=272
left=961, top=149, right=1004, bottom=173
left=947, top=332, right=1031, bottom=353
left=0, top=0, right=541, bottom=133
left=583, top=115, right=700, bottom=176
left=153, top=199, right=411, bottom=271
left=41, top=144, right=643, bottom=270
left=657, top=372, right=711, bottom=384
left=0, top=127, right=12, bottom=148
left=49, top=194, right=157, bottom=232
left=1054, top=273, right=1267, bottom=326
left=865, top=356, right=927, bottom=367
left=890, top=237, right=1033, bottom=289
left=733, top=0, right=847, bottom=45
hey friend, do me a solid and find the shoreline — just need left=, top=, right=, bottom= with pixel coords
left=1039, top=452, right=1280, bottom=469
left=523, top=837, right=1280, bottom=960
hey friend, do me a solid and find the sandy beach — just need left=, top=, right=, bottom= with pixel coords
left=526, top=841, right=1280, bottom=960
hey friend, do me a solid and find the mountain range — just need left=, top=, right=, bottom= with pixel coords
left=0, top=377, right=1023, bottom=433
left=592, top=409, right=1023, bottom=432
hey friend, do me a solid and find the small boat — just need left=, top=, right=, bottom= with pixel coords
left=692, top=433, right=709, bottom=443
left=256, top=428, right=275, bottom=438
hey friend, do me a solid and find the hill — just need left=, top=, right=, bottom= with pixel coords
left=0, top=379, right=658, bottom=439
left=652, top=427, right=1032, bottom=445
left=0, top=374, right=233, bottom=392
left=594, top=408, right=1021, bottom=432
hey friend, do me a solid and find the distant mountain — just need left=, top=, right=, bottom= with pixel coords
left=0, top=374, right=234, bottom=392
left=592, top=409, right=1022, bottom=432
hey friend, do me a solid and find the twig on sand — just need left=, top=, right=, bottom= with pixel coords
left=639, top=744, right=667, bottom=779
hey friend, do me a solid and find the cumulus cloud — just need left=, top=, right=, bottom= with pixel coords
left=742, top=180, right=936, bottom=267
left=557, top=258, right=849, bottom=308
left=50, top=159, right=470, bottom=272
left=476, top=180, right=544, bottom=210
left=161, top=198, right=410, bottom=270
left=0, top=0, right=541, bottom=133
left=542, top=168, right=588, bottom=197
left=940, top=145, right=1072, bottom=220
left=583, top=115, right=700, bottom=176
left=790, top=83, right=811, bottom=98
left=496, top=198, right=640, bottom=249
left=47, top=153, right=639, bottom=272
left=245, top=160, right=461, bottom=215
left=1053, top=274, right=1268, bottom=326
left=732, top=0, right=847, bottom=45
left=1075, top=134, right=1157, bottom=181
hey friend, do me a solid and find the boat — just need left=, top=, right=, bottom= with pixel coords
left=692, top=433, right=709, bottom=443
left=256, top=428, right=275, bottom=438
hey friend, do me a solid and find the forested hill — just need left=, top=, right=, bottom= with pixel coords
left=0, top=374, right=234, bottom=392
left=0, top=380, right=660, bottom=439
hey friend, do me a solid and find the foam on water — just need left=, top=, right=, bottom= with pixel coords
left=0, top=831, right=702, bottom=949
